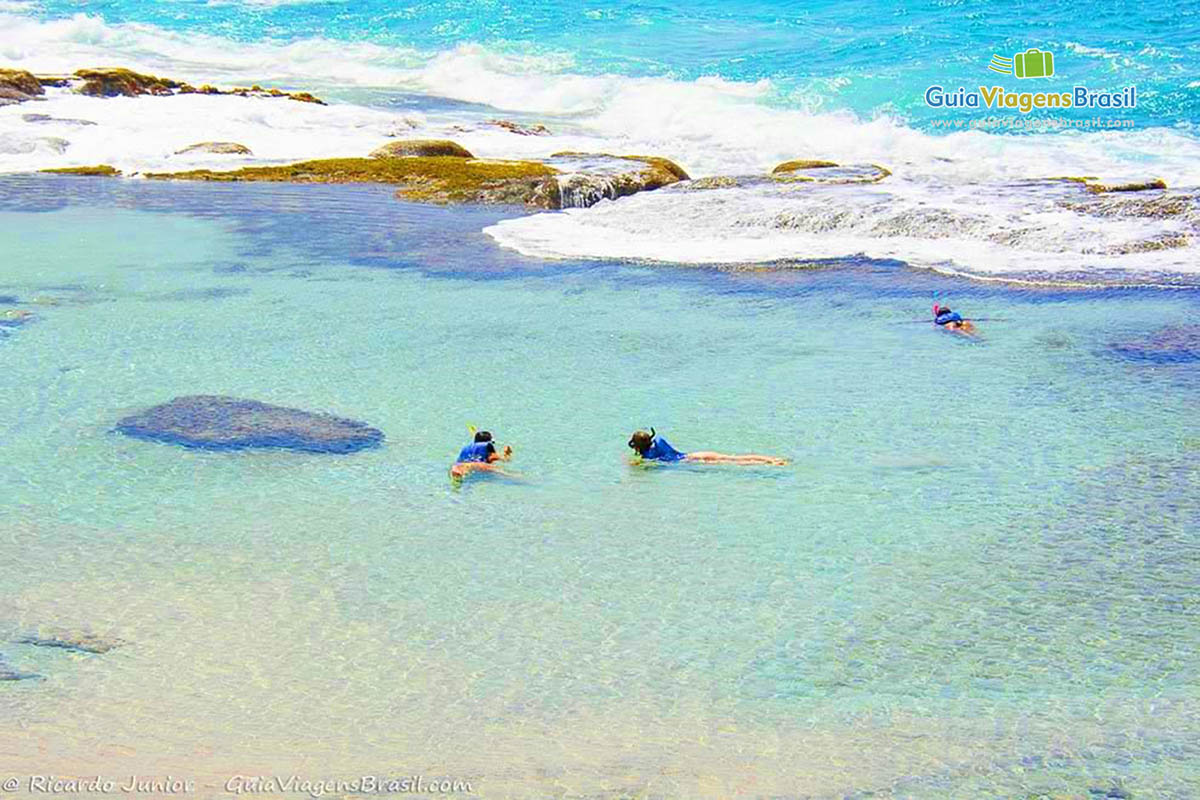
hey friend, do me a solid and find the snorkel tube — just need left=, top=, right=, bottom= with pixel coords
left=628, top=427, right=656, bottom=456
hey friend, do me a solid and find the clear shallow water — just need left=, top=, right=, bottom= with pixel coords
left=0, top=176, right=1198, bottom=797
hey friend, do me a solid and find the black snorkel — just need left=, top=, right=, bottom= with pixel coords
left=628, top=427, right=656, bottom=456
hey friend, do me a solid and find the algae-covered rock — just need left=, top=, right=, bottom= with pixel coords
left=1086, top=178, right=1167, bottom=194
left=18, top=628, right=126, bottom=654
left=0, top=68, right=44, bottom=98
left=74, top=67, right=178, bottom=97
left=288, top=91, right=325, bottom=105
left=174, top=141, right=253, bottom=156
left=146, top=156, right=560, bottom=206
left=772, top=159, right=839, bottom=173
left=370, top=139, right=474, bottom=159
left=115, top=395, right=386, bottom=453
left=40, top=164, right=121, bottom=176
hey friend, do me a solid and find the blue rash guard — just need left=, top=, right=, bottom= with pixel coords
left=935, top=310, right=964, bottom=326
left=642, top=436, right=687, bottom=463
left=456, top=441, right=495, bottom=464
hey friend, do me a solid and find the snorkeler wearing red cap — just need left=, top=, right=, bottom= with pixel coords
left=933, top=303, right=975, bottom=335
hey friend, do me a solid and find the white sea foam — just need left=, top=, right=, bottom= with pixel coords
left=1, top=11, right=1197, bottom=278
left=487, top=178, right=1199, bottom=277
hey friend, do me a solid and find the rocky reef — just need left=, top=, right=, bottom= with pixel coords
left=72, top=67, right=327, bottom=104
left=74, top=67, right=177, bottom=97
left=115, top=395, right=386, bottom=453
left=144, top=148, right=688, bottom=209
left=0, top=64, right=326, bottom=105
left=545, top=152, right=690, bottom=208
left=146, top=155, right=559, bottom=205
left=370, top=139, right=474, bottom=159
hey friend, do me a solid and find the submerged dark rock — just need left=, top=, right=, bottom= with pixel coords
left=1111, top=325, right=1200, bottom=363
left=0, top=309, right=35, bottom=326
left=115, top=395, right=385, bottom=453
left=18, top=628, right=125, bottom=654
left=0, top=654, right=40, bottom=681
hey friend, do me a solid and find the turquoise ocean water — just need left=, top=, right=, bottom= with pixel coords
left=16, top=0, right=1200, bottom=127
left=1, top=0, right=1198, bottom=797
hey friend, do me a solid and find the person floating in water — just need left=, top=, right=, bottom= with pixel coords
left=933, top=303, right=975, bottom=335
left=627, top=428, right=788, bottom=466
left=450, top=429, right=514, bottom=479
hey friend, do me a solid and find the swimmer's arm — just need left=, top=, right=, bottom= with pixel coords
left=488, top=445, right=514, bottom=463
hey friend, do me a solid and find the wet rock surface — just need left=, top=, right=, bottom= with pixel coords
left=370, top=139, right=474, bottom=159
left=0, top=68, right=44, bottom=104
left=174, top=141, right=253, bottom=156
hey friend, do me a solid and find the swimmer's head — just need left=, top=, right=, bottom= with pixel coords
left=474, top=430, right=493, bottom=443
left=628, top=427, right=656, bottom=456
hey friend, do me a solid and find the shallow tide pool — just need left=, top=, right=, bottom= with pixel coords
left=0, top=176, right=1197, bottom=798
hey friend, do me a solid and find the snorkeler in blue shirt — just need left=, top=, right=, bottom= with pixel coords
left=627, top=428, right=788, bottom=466
left=933, top=303, right=975, bottom=335
left=450, top=430, right=513, bottom=479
